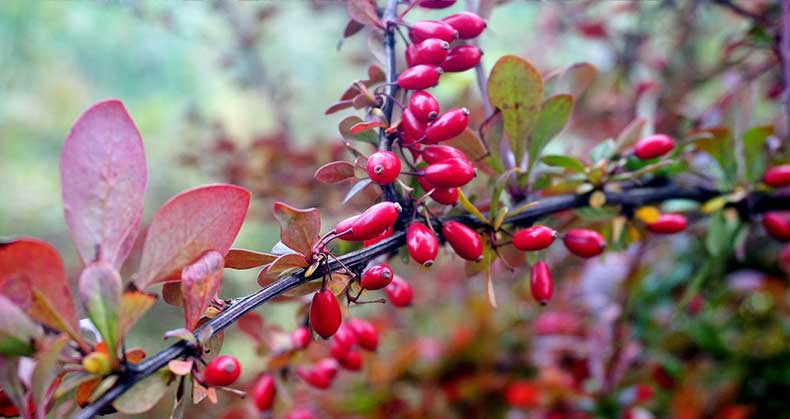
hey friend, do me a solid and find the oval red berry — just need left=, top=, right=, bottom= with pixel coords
left=417, top=176, right=459, bottom=205
left=204, top=355, right=241, bottom=387
left=409, top=91, right=440, bottom=123
left=360, top=263, right=394, bottom=290
left=366, top=151, right=401, bottom=185
left=763, top=212, right=790, bottom=242
left=563, top=229, right=605, bottom=258
left=408, top=38, right=451, bottom=66
left=348, top=318, right=378, bottom=351
left=420, top=145, right=469, bottom=164
left=634, top=134, right=674, bottom=159
left=409, top=20, right=458, bottom=43
left=646, top=213, right=688, bottom=234
left=423, top=158, right=475, bottom=188
left=764, top=165, right=790, bottom=187
left=397, top=65, right=442, bottom=90
left=512, top=225, right=556, bottom=251
left=442, top=221, right=483, bottom=261
left=419, top=0, right=456, bottom=8
left=291, top=326, right=311, bottom=349
left=530, top=260, right=553, bottom=305
left=407, top=222, right=439, bottom=266
left=251, top=374, right=276, bottom=411
left=385, top=276, right=413, bottom=307
left=441, top=45, right=483, bottom=73
left=442, top=12, right=486, bottom=39
left=425, top=108, right=470, bottom=143
left=336, top=201, right=402, bottom=241
left=309, top=289, right=342, bottom=338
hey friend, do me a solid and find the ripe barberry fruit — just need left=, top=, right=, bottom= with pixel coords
left=385, top=276, right=413, bottom=307
left=335, top=201, right=402, bottom=241
left=296, top=359, right=338, bottom=390
left=309, top=289, right=342, bottom=338
left=442, top=12, right=487, bottom=39
left=442, top=221, right=483, bottom=261
left=530, top=261, right=553, bottom=305
left=763, top=164, right=790, bottom=187
left=646, top=213, right=688, bottom=234
left=360, top=263, right=394, bottom=290
left=512, top=225, right=556, bottom=251
left=251, top=374, right=276, bottom=411
left=291, top=326, right=311, bottom=349
left=407, top=222, right=439, bottom=266
left=366, top=151, right=401, bottom=185
left=425, top=108, right=470, bottom=143
left=563, top=229, right=606, bottom=258
left=348, top=318, right=379, bottom=351
left=633, top=134, right=674, bottom=159
left=397, top=65, right=443, bottom=90
left=400, top=108, right=428, bottom=142
left=409, top=20, right=458, bottom=43
left=419, top=0, right=456, bottom=8
left=420, top=145, right=469, bottom=164
left=285, top=408, right=314, bottom=419
left=504, top=380, right=539, bottom=408
left=338, top=350, right=363, bottom=371
left=423, top=158, right=475, bottom=188
left=409, top=91, right=441, bottom=123
left=408, top=38, right=451, bottom=66
left=440, top=45, right=483, bottom=72
left=762, top=212, right=790, bottom=242
left=417, top=176, right=459, bottom=205
left=329, top=324, right=356, bottom=359
left=204, top=355, right=241, bottom=387
left=364, top=225, right=393, bottom=247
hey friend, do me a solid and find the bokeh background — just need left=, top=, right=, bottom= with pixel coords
left=1, top=1, right=787, bottom=418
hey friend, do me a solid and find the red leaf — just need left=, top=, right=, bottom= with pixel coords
left=0, top=238, right=81, bottom=340
left=350, top=120, right=386, bottom=134
left=135, top=184, right=250, bottom=289
left=313, top=161, right=356, bottom=183
left=236, top=312, right=264, bottom=344
left=345, top=0, right=382, bottom=28
left=180, top=251, right=224, bottom=331
left=273, top=202, right=320, bottom=259
left=343, top=19, right=365, bottom=39
left=257, top=253, right=309, bottom=286
left=325, top=100, right=354, bottom=115
left=60, top=99, right=147, bottom=268
left=224, top=249, right=277, bottom=270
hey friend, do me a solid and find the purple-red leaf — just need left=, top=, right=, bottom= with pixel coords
left=314, top=161, right=356, bottom=184
left=236, top=312, right=265, bottom=344
left=350, top=120, right=386, bottom=134
left=224, top=249, right=277, bottom=270
left=61, top=99, right=147, bottom=269
left=325, top=100, right=354, bottom=115
left=180, top=250, right=224, bottom=331
left=257, top=253, right=309, bottom=286
left=135, top=184, right=250, bottom=289
left=0, top=238, right=81, bottom=341
left=273, top=202, right=321, bottom=259
left=345, top=0, right=382, bottom=28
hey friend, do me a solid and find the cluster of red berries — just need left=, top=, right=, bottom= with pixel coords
left=762, top=164, right=790, bottom=241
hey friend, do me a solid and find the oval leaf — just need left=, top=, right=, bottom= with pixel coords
left=541, top=155, right=586, bottom=173
left=314, top=161, right=356, bottom=184
left=118, top=291, right=157, bottom=343
left=224, top=249, right=277, bottom=270
left=135, top=184, right=250, bottom=289
left=529, top=94, right=573, bottom=169
left=444, top=128, right=489, bottom=161
left=0, top=238, right=80, bottom=340
left=0, top=295, right=42, bottom=356
left=61, top=99, right=147, bottom=268
left=273, top=202, right=321, bottom=259
left=257, top=253, right=309, bottom=286
left=112, top=369, right=172, bottom=414
left=487, top=55, right=544, bottom=167
left=78, top=262, right=121, bottom=358
left=180, top=251, right=224, bottom=331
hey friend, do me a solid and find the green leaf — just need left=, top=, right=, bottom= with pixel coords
left=589, top=139, right=616, bottom=164
left=273, top=202, right=321, bottom=259
left=79, top=262, right=121, bottom=358
left=181, top=251, right=224, bottom=331
left=529, top=94, right=573, bottom=169
left=31, top=335, right=68, bottom=413
left=339, top=116, right=377, bottom=145
left=0, top=294, right=42, bottom=356
left=705, top=211, right=739, bottom=256
left=614, top=117, right=646, bottom=153
left=444, top=127, right=488, bottom=161
left=458, top=189, right=487, bottom=224
left=113, top=368, right=173, bottom=414
left=693, top=127, right=735, bottom=186
left=0, top=358, right=27, bottom=418
left=742, top=125, right=773, bottom=183
left=479, top=111, right=506, bottom=173
left=544, top=62, right=597, bottom=97
left=541, top=155, right=586, bottom=173
left=487, top=55, right=544, bottom=167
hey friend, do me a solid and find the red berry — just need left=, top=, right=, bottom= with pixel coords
left=335, top=201, right=402, bottom=241
left=385, top=276, right=413, bottom=307
left=409, top=20, right=458, bottom=43
left=291, top=326, right=311, bottom=349
left=442, top=221, right=483, bottom=261
left=442, top=12, right=487, bottom=39
left=441, top=45, right=483, bottom=72
left=505, top=380, right=539, bottom=408
left=763, top=164, right=790, bottom=187
left=309, top=289, right=342, bottom=339
left=251, top=374, right=276, bottom=411
left=409, top=91, right=440, bottom=123
left=530, top=261, right=553, bottom=305
left=420, top=145, right=469, bottom=164
left=204, top=355, right=241, bottom=387
left=296, top=360, right=336, bottom=390
left=417, top=176, right=459, bottom=205
left=363, top=225, right=393, bottom=247
left=425, top=108, right=470, bottom=143
left=419, top=0, right=456, bottom=8
left=366, top=151, right=401, bottom=185
left=646, top=213, right=688, bottom=234
left=762, top=212, right=790, bottom=242
left=397, top=65, right=443, bottom=90
left=348, top=318, right=378, bottom=351
left=513, top=225, right=556, bottom=251
left=635, top=384, right=653, bottom=403
left=338, top=350, right=363, bottom=371
left=329, top=324, right=356, bottom=359
left=408, top=38, right=450, bottom=66
left=423, top=158, right=475, bottom=188
left=360, top=263, right=394, bottom=290
left=563, top=229, right=606, bottom=258
left=285, top=408, right=314, bottom=419
left=633, top=134, right=674, bottom=159
left=407, top=222, right=439, bottom=266
left=400, top=108, right=428, bottom=143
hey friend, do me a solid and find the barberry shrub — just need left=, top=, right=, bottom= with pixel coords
left=0, top=1, right=788, bottom=419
